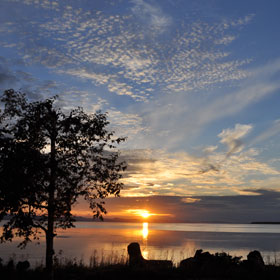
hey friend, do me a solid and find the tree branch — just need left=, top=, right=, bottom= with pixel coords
left=33, top=222, right=47, bottom=233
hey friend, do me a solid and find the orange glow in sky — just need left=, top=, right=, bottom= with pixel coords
left=124, top=208, right=173, bottom=221
left=126, top=209, right=152, bottom=219
left=140, top=211, right=150, bottom=219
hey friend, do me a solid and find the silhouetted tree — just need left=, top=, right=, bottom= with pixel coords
left=0, top=89, right=126, bottom=276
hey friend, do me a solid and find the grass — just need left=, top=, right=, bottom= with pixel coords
left=53, top=248, right=128, bottom=268
left=1, top=249, right=280, bottom=280
left=264, top=251, right=280, bottom=266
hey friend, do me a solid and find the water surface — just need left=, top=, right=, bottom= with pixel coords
left=1, top=222, right=280, bottom=266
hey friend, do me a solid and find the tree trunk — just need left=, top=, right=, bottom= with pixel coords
left=46, top=183, right=55, bottom=278
left=46, top=226, right=55, bottom=278
left=46, top=114, right=57, bottom=279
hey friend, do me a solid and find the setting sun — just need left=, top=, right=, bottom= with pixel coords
left=125, top=209, right=152, bottom=219
left=124, top=208, right=173, bottom=221
left=140, top=210, right=150, bottom=219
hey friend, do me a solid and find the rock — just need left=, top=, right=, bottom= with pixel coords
left=127, top=242, right=172, bottom=268
left=180, top=249, right=214, bottom=269
left=180, top=249, right=242, bottom=278
left=127, top=242, right=145, bottom=266
left=179, top=256, right=197, bottom=270
left=246, top=250, right=265, bottom=269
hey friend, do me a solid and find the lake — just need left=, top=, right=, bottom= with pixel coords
left=1, top=222, right=280, bottom=266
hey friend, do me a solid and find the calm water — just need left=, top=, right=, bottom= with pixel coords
left=1, top=222, right=280, bottom=266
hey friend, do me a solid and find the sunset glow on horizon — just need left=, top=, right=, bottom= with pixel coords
left=125, top=209, right=153, bottom=219
left=141, top=211, right=150, bottom=219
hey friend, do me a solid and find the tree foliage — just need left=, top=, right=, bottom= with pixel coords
left=0, top=89, right=126, bottom=272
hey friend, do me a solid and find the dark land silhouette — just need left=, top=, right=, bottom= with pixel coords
left=1, top=243, right=280, bottom=280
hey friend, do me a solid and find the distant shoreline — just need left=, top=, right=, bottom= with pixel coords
left=74, top=218, right=280, bottom=224
left=2, top=216, right=280, bottom=224
left=251, top=222, right=280, bottom=224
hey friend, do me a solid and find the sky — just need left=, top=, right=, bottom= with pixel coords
left=1, top=0, right=280, bottom=222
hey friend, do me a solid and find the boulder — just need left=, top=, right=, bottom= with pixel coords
left=180, top=249, right=241, bottom=277
left=127, top=242, right=146, bottom=266
left=244, top=250, right=265, bottom=271
left=127, top=242, right=172, bottom=268
left=180, top=249, right=215, bottom=269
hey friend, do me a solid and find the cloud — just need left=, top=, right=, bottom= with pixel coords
left=0, top=69, right=18, bottom=86
left=120, top=147, right=280, bottom=197
left=231, top=14, right=255, bottom=26
left=203, top=145, right=218, bottom=153
left=199, top=161, right=220, bottom=174
left=20, top=79, right=58, bottom=100
left=5, top=0, right=60, bottom=12
left=214, top=35, right=236, bottom=45
left=131, top=0, right=172, bottom=32
left=134, top=58, right=280, bottom=150
left=250, top=119, right=280, bottom=146
left=0, top=56, right=60, bottom=99
left=218, top=123, right=252, bottom=157
left=106, top=110, right=147, bottom=142
left=181, top=197, right=201, bottom=204
left=0, top=1, right=253, bottom=101
left=75, top=189, right=280, bottom=223
left=196, top=82, right=279, bottom=129
left=0, top=57, right=18, bottom=87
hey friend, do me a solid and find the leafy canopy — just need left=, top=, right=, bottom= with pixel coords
left=0, top=89, right=126, bottom=247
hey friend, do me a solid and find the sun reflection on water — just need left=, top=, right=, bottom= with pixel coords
left=142, top=222, right=149, bottom=259
left=142, top=222, right=149, bottom=240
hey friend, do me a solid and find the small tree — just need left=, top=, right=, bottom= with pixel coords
left=0, top=89, right=126, bottom=275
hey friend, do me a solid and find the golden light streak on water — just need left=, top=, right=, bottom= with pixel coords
left=142, top=222, right=149, bottom=240
left=142, top=250, right=149, bottom=259
left=142, top=222, right=149, bottom=259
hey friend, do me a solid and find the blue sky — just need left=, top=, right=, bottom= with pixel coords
left=1, top=0, right=280, bottom=221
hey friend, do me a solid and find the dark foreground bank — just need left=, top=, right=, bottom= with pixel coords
left=1, top=262, right=280, bottom=280
left=1, top=254, right=280, bottom=280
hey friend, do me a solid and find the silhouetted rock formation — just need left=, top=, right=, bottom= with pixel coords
left=179, top=249, right=267, bottom=278
left=247, top=250, right=265, bottom=267
left=241, top=250, right=265, bottom=272
left=180, top=249, right=241, bottom=277
left=127, top=242, right=173, bottom=268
